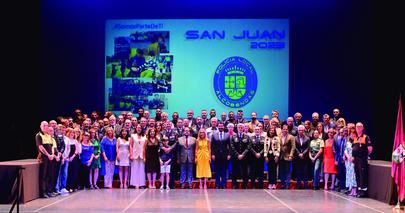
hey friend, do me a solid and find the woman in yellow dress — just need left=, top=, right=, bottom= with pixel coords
left=195, top=128, right=212, bottom=189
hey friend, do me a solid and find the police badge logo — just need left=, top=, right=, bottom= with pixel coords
left=213, top=56, right=258, bottom=108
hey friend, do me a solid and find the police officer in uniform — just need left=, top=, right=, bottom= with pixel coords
left=230, top=123, right=251, bottom=189
left=249, top=126, right=265, bottom=189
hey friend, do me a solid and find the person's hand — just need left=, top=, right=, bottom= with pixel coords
left=70, top=156, right=75, bottom=162
left=87, top=160, right=92, bottom=166
left=288, top=156, right=293, bottom=161
left=160, top=161, right=163, bottom=166
left=48, top=155, right=54, bottom=161
left=195, top=158, right=198, bottom=164
left=94, top=155, right=99, bottom=159
left=335, top=161, right=338, bottom=166
left=56, top=156, right=60, bottom=162
left=116, top=156, right=120, bottom=161
left=212, top=155, right=215, bottom=161
left=299, top=153, right=303, bottom=159
left=255, top=153, right=261, bottom=159
left=238, top=155, right=243, bottom=160
left=104, top=156, right=108, bottom=161
left=130, top=155, right=134, bottom=160
left=227, top=155, right=231, bottom=161
left=265, top=157, right=269, bottom=163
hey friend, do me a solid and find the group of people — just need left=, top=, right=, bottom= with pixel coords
left=35, top=107, right=372, bottom=199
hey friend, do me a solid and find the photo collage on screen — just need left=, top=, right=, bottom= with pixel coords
left=106, top=31, right=172, bottom=112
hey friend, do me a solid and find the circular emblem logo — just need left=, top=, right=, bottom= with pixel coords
left=213, top=56, right=257, bottom=108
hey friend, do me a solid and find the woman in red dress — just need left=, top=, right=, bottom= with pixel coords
left=324, top=129, right=338, bottom=190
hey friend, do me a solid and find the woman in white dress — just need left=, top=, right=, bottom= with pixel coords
left=129, top=124, right=146, bottom=188
left=116, top=129, right=130, bottom=188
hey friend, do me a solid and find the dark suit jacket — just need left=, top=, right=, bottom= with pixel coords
left=191, top=124, right=204, bottom=138
left=187, top=118, right=197, bottom=128
left=250, top=135, right=265, bottom=157
left=211, top=131, right=230, bottom=160
left=230, top=134, right=251, bottom=159
left=294, top=135, right=310, bottom=159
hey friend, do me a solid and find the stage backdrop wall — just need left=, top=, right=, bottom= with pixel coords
left=7, top=0, right=399, bottom=162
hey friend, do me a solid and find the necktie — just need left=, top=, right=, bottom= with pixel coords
left=341, top=138, right=345, bottom=155
left=220, top=132, right=223, bottom=140
left=185, top=136, right=188, bottom=148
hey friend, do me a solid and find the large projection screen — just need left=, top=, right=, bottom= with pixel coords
left=105, top=19, right=289, bottom=118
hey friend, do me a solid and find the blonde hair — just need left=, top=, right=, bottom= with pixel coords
left=337, top=118, right=346, bottom=126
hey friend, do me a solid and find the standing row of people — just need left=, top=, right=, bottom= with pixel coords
left=36, top=108, right=372, bottom=198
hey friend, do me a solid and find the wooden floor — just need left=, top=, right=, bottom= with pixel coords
left=0, top=189, right=402, bottom=213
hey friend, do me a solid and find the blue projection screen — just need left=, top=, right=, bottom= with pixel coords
left=105, top=19, right=289, bottom=118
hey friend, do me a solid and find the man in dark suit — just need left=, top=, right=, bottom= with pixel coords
left=230, top=123, right=251, bottom=189
left=334, top=127, right=348, bottom=192
left=177, top=127, right=196, bottom=189
left=295, top=125, right=310, bottom=189
left=249, top=126, right=265, bottom=189
left=211, top=122, right=231, bottom=189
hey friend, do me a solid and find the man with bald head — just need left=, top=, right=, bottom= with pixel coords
left=186, top=109, right=196, bottom=128
left=352, top=122, right=372, bottom=198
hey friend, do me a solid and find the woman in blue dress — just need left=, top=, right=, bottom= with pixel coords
left=344, top=132, right=357, bottom=196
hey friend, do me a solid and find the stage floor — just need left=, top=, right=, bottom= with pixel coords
left=0, top=189, right=401, bottom=213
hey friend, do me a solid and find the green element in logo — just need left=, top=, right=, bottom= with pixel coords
left=225, top=75, right=246, bottom=100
